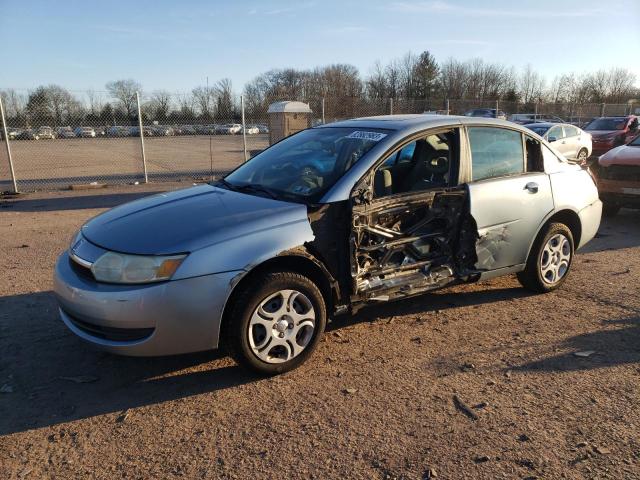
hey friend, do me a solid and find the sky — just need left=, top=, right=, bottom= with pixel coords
left=1, top=0, right=638, bottom=94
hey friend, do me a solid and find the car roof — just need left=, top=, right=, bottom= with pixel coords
left=318, top=114, right=522, bottom=133
left=524, top=122, right=558, bottom=128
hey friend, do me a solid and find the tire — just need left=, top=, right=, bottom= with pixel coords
left=576, top=148, right=588, bottom=164
left=224, top=271, right=327, bottom=375
left=517, top=222, right=574, bottom=293
left=602, top=202, right=620, bottom=218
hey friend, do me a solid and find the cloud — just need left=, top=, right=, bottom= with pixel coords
left=386, top=1, right=605, bottom=18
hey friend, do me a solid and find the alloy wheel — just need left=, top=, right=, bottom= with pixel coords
left=248, top=289, right=316, bottom=364
left=540, top=233, right=571, bottom=284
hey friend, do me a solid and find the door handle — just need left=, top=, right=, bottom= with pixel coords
left=525, top=182, right=539, bottom=194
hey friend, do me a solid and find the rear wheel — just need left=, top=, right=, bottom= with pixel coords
left=224, top=271, right=327, bottom=375
left=576, top=148, right=588, bottom=164
left=517, top=222, right=574, bottom=293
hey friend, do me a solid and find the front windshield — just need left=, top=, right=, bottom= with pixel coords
left=629, top=135, right=640, bottom=146
left=526, top=125, right=550, bottom=136
left=585, top=118, right=626, bottom=131
left=223, top=127, right=389, bottom=202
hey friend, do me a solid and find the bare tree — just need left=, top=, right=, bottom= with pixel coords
left=519, top=65, right=545, bottom=104
left=105, top=79, right=141, bottom=121
left=149, top=90, right=172, bottom=121
left=215, top=78, right=235, bottom=119
left=86, top=90, right=104, bottom=116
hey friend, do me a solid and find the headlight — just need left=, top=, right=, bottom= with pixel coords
left=91, top=251, right=186, bottom=284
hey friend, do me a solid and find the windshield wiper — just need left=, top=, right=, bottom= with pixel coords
left=214, top=178, right=240, bottom=192
left=234, top=183, right=279, bottom=200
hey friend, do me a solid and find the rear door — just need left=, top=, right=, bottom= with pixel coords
left=547, top=125, right=571, bottom=158
left=562, top=125, right=579, bottom=159
left=465, top=126, right=554, bottom=272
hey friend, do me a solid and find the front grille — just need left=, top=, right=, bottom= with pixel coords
left=598, top=165, right=640, bottom=181
left=64, top=310, right=154, bottom=342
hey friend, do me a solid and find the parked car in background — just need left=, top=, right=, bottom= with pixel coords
left=216, top=123, right=242, bottom=134
left=15, top=129, right=40, bottom=140
left=593, top=133, right=640, bottom=216
left=1, top=127, right=21, bottom=140
left=106, top=126, right=130, bottom=137
left=583, top=116, right=639, bottom=156
left=242, top=125, right=260, bottom=135
left=37, top=126, right=56, bottom=139
left=152, top=125, right=174, bottom=136
left=257, top=124, right=269, bottom=134
left=181, top=125, right=197, bottom=135
left=524, top=123, right=592, bottom=163
left=510, top=114, right=566, bottom=125
left=56, top=127, right=75, bottom=138
left=464, top=108, right=507, bottom=120
left=54, top=115, right=601, bottom=374
left=129, top=126, right=155, bottom=137
left=75, top=127, right=96, bottom=138
left=94, top=126, right=106, bottom=137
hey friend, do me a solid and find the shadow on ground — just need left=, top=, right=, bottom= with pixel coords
left=330, top=283, right=535, bottom=332
left=0, top=191, right=165, bottom=212
left=0, top=290, right=262, bottom=436
left=514, top=316, right=640, bottom=373
left=580, top=208, right=640, bottom=253
left=0, top=282, right=534, bottom=436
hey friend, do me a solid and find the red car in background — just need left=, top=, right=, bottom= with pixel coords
left=595, top=133, right=640, bottom=217
left=584, top=115, right=639, bottom=156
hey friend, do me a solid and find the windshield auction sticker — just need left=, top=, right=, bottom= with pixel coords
left=346, top=131, right=388, bottom=142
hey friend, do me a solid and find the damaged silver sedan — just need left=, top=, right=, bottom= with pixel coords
left=54, top=115, right=602, bottom=374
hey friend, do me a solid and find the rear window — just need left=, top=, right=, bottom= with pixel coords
left=469, top=127, right=524, bottom=181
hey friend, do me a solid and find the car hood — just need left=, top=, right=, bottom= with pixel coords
left=599, top=145, right=640, bottom=167
left=81, top=185, right=310, bottom=255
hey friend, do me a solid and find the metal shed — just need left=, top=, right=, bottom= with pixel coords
left=267, top=101, right=313, bottom=145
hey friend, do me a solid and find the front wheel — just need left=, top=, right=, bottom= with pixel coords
left=224, top=271, right=327, bottom=375
left=517, top=222, right=574, bottom=293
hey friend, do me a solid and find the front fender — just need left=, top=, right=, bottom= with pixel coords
left=172, top=218, right=315, bottom=280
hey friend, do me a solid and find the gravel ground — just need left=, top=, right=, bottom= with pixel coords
left=1, top=185, right=639, bottom=480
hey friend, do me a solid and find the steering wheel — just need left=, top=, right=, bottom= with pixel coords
left=287, top=165, right=322, bottom=194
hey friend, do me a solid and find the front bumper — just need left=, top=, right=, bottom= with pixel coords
left=54, top=252, right=241, bottom=356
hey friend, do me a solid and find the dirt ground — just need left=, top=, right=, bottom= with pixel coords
left=0, top=185, right=639, bottom=480
left=0, top=135, right=267, bottom=190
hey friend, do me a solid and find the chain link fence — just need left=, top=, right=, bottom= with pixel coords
left=0, top=89, right=636, bottom=192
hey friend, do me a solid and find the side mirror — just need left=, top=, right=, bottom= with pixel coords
left=547, top=136, right=557, bottom=143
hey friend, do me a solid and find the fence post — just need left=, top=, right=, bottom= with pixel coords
left=241, top=95, right=248, bottom=162
left=495, top=99, right=499, bottom=118
left=534, top=101, right=539, bottom=119
left=135, top=91, right=148, bottom=183
left=445, top=99, right=450, bottom=116
left=389, top=98, right=394, bottom=115
left=0, top=95, right=18, bottom=193
left=600, top=103, right=605, bottom=117
left=321, top=97, right=325, bottom=124
left=629, top=102, right=634, bottom=116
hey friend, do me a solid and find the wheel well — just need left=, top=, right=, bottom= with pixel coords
left=220, top=254, right=336, bottom=337
left=546, top=209, right=582, bottom=247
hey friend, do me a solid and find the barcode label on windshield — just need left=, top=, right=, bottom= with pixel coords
left=346, top=131, right=387, bottom=142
